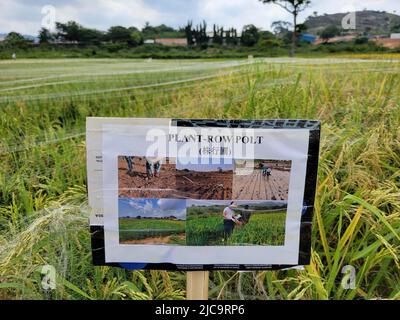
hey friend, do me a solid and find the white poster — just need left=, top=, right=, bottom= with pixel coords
left=86, top=118, right=320, bottom=269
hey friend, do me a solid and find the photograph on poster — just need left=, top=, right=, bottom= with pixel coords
left=119, top=198, right=186, bottom=245
left=118, top=156, right=176, bottom=198
left=233, top=160, right=291, bottom=201
left=175, top=157, right=234, bottom=200
left=186, top=200, right=287, bottom=246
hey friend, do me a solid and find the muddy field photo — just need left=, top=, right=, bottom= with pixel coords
left=175, top=160, right=233, bottom=200
left=118, top=156, right=177, bottom=199
left=233, top=160, right=291, bottom=201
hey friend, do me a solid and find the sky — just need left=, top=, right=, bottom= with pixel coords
left=119, top=198, right=186, bottom=220
left=0, top=0, right=399, bottom=35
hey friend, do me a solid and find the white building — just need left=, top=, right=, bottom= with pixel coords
left=390, top=33, right=400, bottom=40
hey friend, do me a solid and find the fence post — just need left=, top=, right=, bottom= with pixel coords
left=186, top=271, right=209, bottom=300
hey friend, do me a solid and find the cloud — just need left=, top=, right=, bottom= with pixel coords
left=157, top=199, right=186, bottom=211
left=120, top=198, right=186, bottom=220
left=143, top=200, right=154, bottom=212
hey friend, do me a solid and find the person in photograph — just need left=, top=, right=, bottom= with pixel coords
left=145, top=157, right=163, bottom=178
left=261, top=163, right=272, bottom=180
left=223, top=201, right=241, bottom=240
left=125, top=156, right=134, bottom=176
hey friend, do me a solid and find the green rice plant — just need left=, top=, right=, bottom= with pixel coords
left=119, top=218, right=185, bottom=242
left=0, top=57, right=399, bottom=300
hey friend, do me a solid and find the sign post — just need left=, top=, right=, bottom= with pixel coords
left=187, top=271, right=209, bottom=300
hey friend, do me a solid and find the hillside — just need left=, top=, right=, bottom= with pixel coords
left=305, top=10, right=400, bottom=35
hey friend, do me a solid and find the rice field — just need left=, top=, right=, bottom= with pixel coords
left=119, top=218, right=185, bottom=244
left=186, top=210, right=286, bottom=246
left=0, top=56, right=399, bottom=300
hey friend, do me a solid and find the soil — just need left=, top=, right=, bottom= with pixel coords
left=121, top=233, right=185, bottom=245
left=176, top=170, right=233, bottom=200
left=118, top=157, right=177, bottom=198
left=233, top=168, right=290, bottom=201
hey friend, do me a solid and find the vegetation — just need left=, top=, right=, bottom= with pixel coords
left=186, top=205, right=286, bottom=246
left=305, top=10, right=400, bottom=35
left=0, top=56, right=399, bottom=300
left=119, top=218, right=185, bottom=242
left=320, top=25, right=341, bottom=43
left=2, top=7, right=400, bottom=60
left=260, top=0, right=312, bottom=56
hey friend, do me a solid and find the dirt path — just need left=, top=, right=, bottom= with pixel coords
left=233, top=169, right=290, bottom=201
left=121, top=233, right=185, bottom=245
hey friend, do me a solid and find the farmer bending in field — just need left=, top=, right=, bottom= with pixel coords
left=261, top=163, right=272, bottom=180
left=125, top=156, right=134, bottom=176
left=145, top=157, right=163, bottom=178
left=223, top=201, right=241, bottom=240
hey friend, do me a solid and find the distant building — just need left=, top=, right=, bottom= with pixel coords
left=314, top=35, right=357, bottom=45
left=206, top=31, right=242, bottom=38
left=390, top=33, right=400, bottom=40
left=373, top=38, right=400, bottom=49
left=49, top=40, right=79, bottom=45
left=154, top=38, right=187, bottom=46
left=144, top=39, right=155, bottom=44
left=299, top=34, right=317, bottom=43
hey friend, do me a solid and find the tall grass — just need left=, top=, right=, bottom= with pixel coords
left=0, top=57, right=399, bottom=300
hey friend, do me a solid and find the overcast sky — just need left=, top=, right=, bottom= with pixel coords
left=119, top=198, right=186, bottom=220
left=0, top=0, right=399, bottom=35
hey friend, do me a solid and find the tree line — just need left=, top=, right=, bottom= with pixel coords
left=2, top=20, right=295, bottom=49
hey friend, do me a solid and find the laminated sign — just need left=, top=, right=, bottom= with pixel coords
left=87, top=118, right=320, bottom=270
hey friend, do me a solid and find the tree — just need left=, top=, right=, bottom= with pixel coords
left=296, top=23, right=308, bottom=34
left=106, top=26, right=131, bottom=43
left=391, top=24, right=400, bottom=33
left=5, top=32, right=31, bottom=48
left=55, top=21, right=103, bottom=44
left=271, top=20, right=292, bottom=35
left=213, top=24, right=224, bottom=45
left=129, top=30, right=143, bottom=47
left=38, top=28, right=53, bottom=44
left=259, top=30, right=275, bottom=40
left=188, top=20, right=209, bottom=47
left=55, top=21, right=81, bottom=42
left=184, top=21, right=195, bottom=45
left=241, top=24, right=260, bottom=46
left=260, top=0, right=312, bottom=56
left=142, top=23, right=184, bottom=39
left=320, top=25, right=340, bottom=43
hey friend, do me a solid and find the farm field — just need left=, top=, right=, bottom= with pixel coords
left=233, top=164, right=290, bottom=201
left=176, top=170, right=233, bottom=200
left=0, top=57, right=399, bottom=300
left=186, top=207, right=286, bottom=246
left=118, top=156, right=177, bottom=198
left=119, top=218, right=185, bottom=245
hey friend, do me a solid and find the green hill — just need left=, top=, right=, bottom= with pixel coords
left=305, top=10, right=400, bottom=35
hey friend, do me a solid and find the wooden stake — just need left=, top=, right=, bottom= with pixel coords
left=186, top=271, right=209, bottom=300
